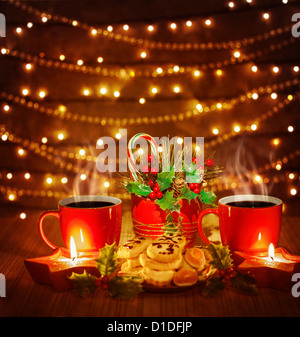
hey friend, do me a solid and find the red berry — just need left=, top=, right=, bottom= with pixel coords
left=148, top=179, right=154, bottom=186
left=151, top=167, right=158, bottom=174
left=205, top=159, right=214, bottom=167
left=192, top=157, right=199, bottom=164
left=94, top=278, right=102, bottom=287
left=153, top=186, right=160, bottom=193
left=189, top=183, right=195, bottom=190
left=149, top=192, right=157, bottom=200
left=194, top=183, right=200, bottom=189
left=193, top=188, right=200, bottom=194
left=218, top=270, right=226, bottom=277
left=156, top=191, right=163, bottom=199
left=142, top=165, right=149, bottom=173
left=147, top=154, right=153, bottom=162
left=101, top=282, right=109, bottom=290
left=226, top=267, right=234, bottom=275
left=102, top=275, right=109, bottom=284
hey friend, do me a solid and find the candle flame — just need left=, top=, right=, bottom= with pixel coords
left=268, top=243, right=275, bottom=260
left=80, top=228, right=84, bottom=243
left=70, top=236, right=78, bottom=260
left=258, top=232, right=261, bottom=241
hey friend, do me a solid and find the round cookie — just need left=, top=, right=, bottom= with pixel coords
left=147, top=242, right=181, bottom=263
left=139, top=251, right=183, bottom=271
left=142, top=267, right=175, bottom=287
left=154, top=235, right=186, bottom=251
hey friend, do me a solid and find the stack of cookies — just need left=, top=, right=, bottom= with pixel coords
left=117, top=235, right=207, bottom=287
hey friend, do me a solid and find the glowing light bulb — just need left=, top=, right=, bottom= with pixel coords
left=41, top=137, right=48, bottom=144
left=270, top=92, right=277, bottom=100
left=263, top=12, right=270, bottom=20
left=212, top=128, right=219, bottom=135
left=252, top=92, right=259, bottom=100
left=104, top=181, right=110, bottom=188
left=251, top=124, right=258, bottom=131
left=113, top=91, right=120, bottom=98
left=80, top=173, right=87, bottom=181
left=151, top=87, right=158, bottom=94
left=1, top=48, right=7, bottom=55
left=22, top=88, right=29, bottom=96
left=228, top=1, right=235, bottom=8
left=8, top=194, right=16, bottom=201
left=123, top=24, right=129, bottom=31
left=289, top=173, right=295, bottom=180
left=233, top=50, right=241, bottom=58
left=293, top=66, right=299, bottom=72
left=215, top=69, right=223, bottom=76
left=18, top=148, right=25, bottom=156
left=158, top=146, right=163, bottom=152
left=59, top=54, right=65, bottom=61
left=91, top=28, right=97, bottom=36
left=196, top=103, right=203, bottom=111
left=77, top=59, right=84, bottom=66
left=173, top=65, right=180, bottom=72
left=6, top=173, right=13, bottom=179
left=287, top=94, right=293, bottom=101
left=27, top=22, right=33, bottom=28
left=79, top=149, right=86, bottom=156
left=20, top=212, right=26, bottom=219
left=173, top=86, right=181, bottom=93
left=288, top=125, right=294, bottom=132
left=272, top=66, right=279, bottom=73
left=41, top=16, right=48, bottom=23
left=140, top=51, right=147, bottom=59
left=25, top=63, right=32, bottom=71
left=139, top=97, right=146, bottom=104
left=177, top=137, right=183, bottom=145
left=193, top=70, right=201, bottom=77
left=72, top=20, right=78, bottom=26
left=61, top=177, right=68, bottom=184
left=271, top=138, right=280, bottom=146
left=115, top=133, right=121, bottom=140
left=251, top=65, right=258, bottom=72
left=107, top=25, right=113, bottom=32
left=46, top=177, right=53, bottom=184
left=186, top=20, right=192, bottom=27
left=3, top=104, right=10, bottom=112
left=254, top=175, right=262, bottom=183
left=205, top=19, right=212, bottom=26
left=290, top=188, right=297, bottom=196
left=99, top=87, right=107, bottom=95
left=57, top=133, right=65, bottom=140
left=16, top=27, right=22, bottom=34
left=82, top=89, right=91, bottom=96
left=234, top=125, right=241, bottom=132
left=24, top=172, right=31, bottom=179
left=147, top=25, right=154, bottom=32
left=1, top=134, right=8, bottom=141
left=97, top=56, right=104, bottom=63
left=170, top=23, right=177, bottom=30
left=38, top=90, right=47, bottom=99
left=156, top=67, right=163, bottom=74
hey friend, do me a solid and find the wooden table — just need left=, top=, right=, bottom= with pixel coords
left=1, top=201, right=300, bottom=317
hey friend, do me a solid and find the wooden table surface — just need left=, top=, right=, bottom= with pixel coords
left=1, top=201, right=300, bottom=317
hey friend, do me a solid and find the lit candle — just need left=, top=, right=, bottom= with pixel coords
left=233, top=244, right=300, bottom=290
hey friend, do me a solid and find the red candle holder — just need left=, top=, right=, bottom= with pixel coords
left=233, top=246, right=300, bottom=291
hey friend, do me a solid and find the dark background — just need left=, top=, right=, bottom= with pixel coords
left=0, top=0, right=300, bottom=217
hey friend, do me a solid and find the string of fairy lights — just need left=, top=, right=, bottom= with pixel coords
left=1, top=0, right=299, bottom=214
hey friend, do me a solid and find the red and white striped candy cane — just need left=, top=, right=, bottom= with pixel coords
left=127, top=133, right=158, bottom=181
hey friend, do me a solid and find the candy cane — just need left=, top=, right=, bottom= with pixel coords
left=127, top=133, right=158, bottom=181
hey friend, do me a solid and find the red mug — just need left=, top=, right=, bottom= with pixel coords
left=197, top=194, right=282, bottom=253
left=38, top=195, right=122, bottom=251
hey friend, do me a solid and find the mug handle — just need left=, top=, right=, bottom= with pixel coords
left=197, top=208, right=219, bottom=245
left=38, top=210, right=60, bottom=250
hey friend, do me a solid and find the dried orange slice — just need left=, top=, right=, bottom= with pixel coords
left=185, top=247, right=205, bottom=269
left=173, top=269, right=198, bottom=287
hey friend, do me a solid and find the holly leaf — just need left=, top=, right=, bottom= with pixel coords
left=155, top=190, right=180, bottom=212
left=207, top=243, right=233, bottom=270
left=108, top=276, right=143, bottom=300
left=178, top=184, right=199, bottom=204
left=200, top=190, right=217, bottom=205
left=201, top=277, right=225, bottom=296
left=156, top=167, right=175, bottom=191
left=69, top=270, right=97, bottom=297
left=125, top=181, right=151, bottom=197
left=230, top=271, right=258, bottom=295
left=95, top=242, right=118, bottom=277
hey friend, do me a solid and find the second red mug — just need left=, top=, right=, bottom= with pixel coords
left=197, top=194, right=282, bottom=253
